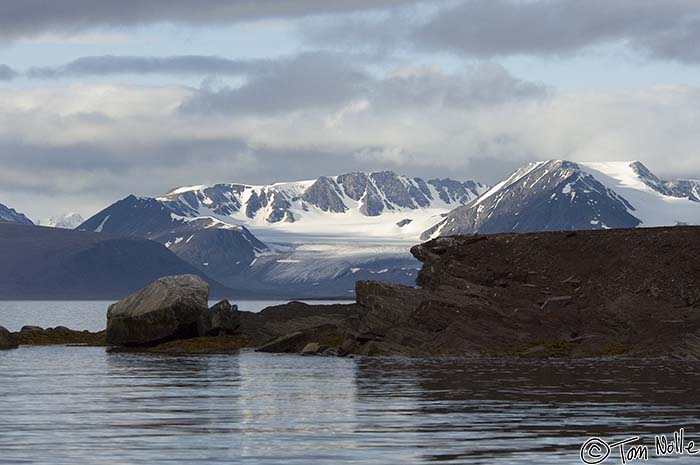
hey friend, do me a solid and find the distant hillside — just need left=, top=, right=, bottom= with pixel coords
left=0, top=223, right=234, bottom=299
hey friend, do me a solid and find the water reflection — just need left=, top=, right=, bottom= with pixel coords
left=354, top=358, right=700, bottom=464
left=1, top=348, right=700, bottom=465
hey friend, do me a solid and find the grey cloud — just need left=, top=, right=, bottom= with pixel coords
left=373, top=63, right=549, bottom=109
left=27, top=55, right=277, bottom=79
left=0, top=0, right=418, bottom=41
left=417, top=0, right=699, bottom=58
left=180, top=52, right=371, bottom=115
left=306, top=0, right=700, bottom=64
left=0, top=65, right=18, bottom=80
left=181, top=55, right=547, bottom=116
left=639, top=16, right=700, bottom=64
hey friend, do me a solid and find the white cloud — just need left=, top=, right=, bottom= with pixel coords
left=18, top=33, right=132, bottom=45
left=2, top=65, right=700, bottom=220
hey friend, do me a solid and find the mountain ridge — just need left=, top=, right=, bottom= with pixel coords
left=79, top=170, right=487, bottom=297
left=0, top=203, right=33, bottom=226
left=427, top=160, right=700, bottom=238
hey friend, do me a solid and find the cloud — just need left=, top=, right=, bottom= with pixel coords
left=371, top=63, right=549, bottom=109
left=415, top=0, right=694, bottom=57
left=180, top=52, right=372, bottom=115
left=305, top=0, right=700, bottom=64
left=0, top=0, right=418, bottom=41
left=180, top=55, right=547, bottom=115
left=27, top=55, right=279, bottom=79
left=0, top=65, right=18, bottom=80
left=2, top=59, right=700, bottom=221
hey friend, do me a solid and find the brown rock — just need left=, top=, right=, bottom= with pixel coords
left=0, top=326, right=18, bottom=350
left=199, top=300, right=239, bottom=336
left=256, top=331, right=308, bottom=353
left=240, top=227, right=700, bottom=358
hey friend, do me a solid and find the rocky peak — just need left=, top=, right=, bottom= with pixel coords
left=370, top=171, right=431, bottom=209
left=428, top=160, right=642, bottom=238
left=429, top=178, right=486, bottom=204
left=302, top=176, right=348, bottom=213
left=336, top=172, right=370, bottom=201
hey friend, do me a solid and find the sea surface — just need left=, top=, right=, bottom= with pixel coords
left=2, top=302, right=700, bottom=464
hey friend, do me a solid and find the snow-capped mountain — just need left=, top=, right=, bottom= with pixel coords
left=427, top=160, right=700, bottom=238
left=38, top=213, right=84, bottom=229
left=154, top=171, right=487, bottom=242
left=79, top=171, right=486, bottom=297
left=0, top=202, right=33, bottom=225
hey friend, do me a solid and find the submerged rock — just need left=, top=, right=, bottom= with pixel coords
left=106, top=274, right=209, bottom=346
left=257, top=331, right=308, bottom=353
left=301, top=342, right=321, bottom=355
left=0, top=326, right=18, bottom=350
left=144, top=335, right=248, bottom=354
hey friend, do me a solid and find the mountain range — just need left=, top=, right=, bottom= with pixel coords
left=78, top=171, right=487, bottom=297
left=3, top=160, right=700, bottom=299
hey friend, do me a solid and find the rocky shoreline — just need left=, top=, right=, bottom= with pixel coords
left=4, top=226, right=700, bottom=359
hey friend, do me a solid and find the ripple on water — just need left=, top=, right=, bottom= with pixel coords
left=1, top=348, right=700, bottom=465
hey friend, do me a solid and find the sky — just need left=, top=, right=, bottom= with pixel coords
left=2, top=0, right=700, bottom=221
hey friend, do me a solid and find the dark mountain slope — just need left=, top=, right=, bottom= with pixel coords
left=0, top=203, right=33, bottom=225
left=78, top=195, right=267, bottom=283
left=426, top=160, right=700, bottom=239
left=0, top=223, right=232, bottom=299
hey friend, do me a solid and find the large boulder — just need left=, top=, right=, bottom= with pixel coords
left=106, top=275, right=209, bottom=346
left=198, top=300, right=240, bottom=336
left=0, top=326, right=18, bottom=350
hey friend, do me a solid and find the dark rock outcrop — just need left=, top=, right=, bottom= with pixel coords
left=106, top=275, right=209, bottom=346
left=247, top=226, right=700, bottom=358
left=0, top=326, right=18, bottom=350
left=244, top=301, right=364, bottom=349
left=11, top=326, right=107, bottom=346
left=199, top=300, right=239, bottom=336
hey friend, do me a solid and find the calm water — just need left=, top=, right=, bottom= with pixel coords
left=0, top=300, right=349, bottom=332
left=2, top=302, right=700, bottom=464
left=1, top=350, right=699, bottom=465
